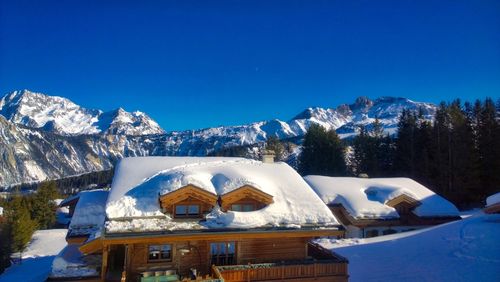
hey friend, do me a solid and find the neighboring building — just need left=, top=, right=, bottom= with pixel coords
left=304, top=176, right=461, bottom=238
left=49, top=189, right=108, bottom=281
left=59, top=157, right=347, bottom=282
left=484, top=192, right=500, bottom=214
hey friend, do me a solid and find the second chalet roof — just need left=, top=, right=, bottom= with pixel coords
left=69, top=189, right=109, bottom=236
left=304, top=176, right=459, bottom=219
left=106, top=157, right=339, bottom=229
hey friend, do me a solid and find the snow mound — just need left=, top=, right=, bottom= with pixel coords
left=50, top=244, right=99, bottom=278
left=304, top=176, right=459, bottom=219
left=106, top=157, right=338, bottom=230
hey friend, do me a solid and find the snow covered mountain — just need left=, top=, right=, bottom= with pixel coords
left=0, top=90, right=436, bottom=187
left=0, top=90, right=164, bottom=136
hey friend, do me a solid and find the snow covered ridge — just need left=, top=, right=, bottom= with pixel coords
left=0, top=90, right=164, bottom=136
left=304, top=176, right=459, bottom=219
left=105, top=157, right=338, bottom=231
left=0, top=90, right=437, bottom=187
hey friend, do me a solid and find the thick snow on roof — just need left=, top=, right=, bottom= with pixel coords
left=69, top=190, right=108, bottom=230
left=486, top=192, right=500, bottom=207
left=304, top=176, right=459, bottom=219
left=106, top=157, right=338, bottom=229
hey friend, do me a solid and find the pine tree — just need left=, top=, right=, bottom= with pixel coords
left=265, top=136, right=285, bottom=161
left=31, top=181, right=60, bottom=229
left=394, top=109, right=418, bottom=177
left=477, top=98, right=500, bottom=202
left=298, top=124, right=346, bottom=176
left=7, top=196, right=37, bottom=262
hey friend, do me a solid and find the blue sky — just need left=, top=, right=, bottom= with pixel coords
left=1, top=1, right=499, bottom=131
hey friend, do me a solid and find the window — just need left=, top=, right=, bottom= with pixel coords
left=365, top=230, right=379, bottom=238
left=210, top=242, right=235, bottom=266
left=148, top=245, right=172, bottom=261
left=231, top=204, right=255, bottom=212
left=175, top=204, right=200, bottom=217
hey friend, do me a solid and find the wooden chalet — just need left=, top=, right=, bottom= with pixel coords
left=69, top=157, right=348, bottom=282
left=305, top=176, right=461, bottom=238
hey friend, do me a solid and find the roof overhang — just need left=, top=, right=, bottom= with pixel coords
left=79, top=227, right=344, bottom=254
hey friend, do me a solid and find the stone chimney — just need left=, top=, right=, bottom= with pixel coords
left=262, top=149, right=275, bottom=163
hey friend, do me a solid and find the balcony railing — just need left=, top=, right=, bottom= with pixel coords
left=212, top=243, right=348, bottom=282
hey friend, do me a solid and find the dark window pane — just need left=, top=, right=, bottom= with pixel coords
left=243, top=204, right=254, bottom=212
left=232, top=204, right=241, bottom=211
left=149, top=245, right=172, bottom=261
left=175, top=205, right=187, bottom=215
left=188, top=205, right=199, bottom=215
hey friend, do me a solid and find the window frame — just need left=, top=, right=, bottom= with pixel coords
left=210, top=241, right=236, bottom=266
left=230, top=203, right=256, bottom=212
left=147, top=244, right=173, bottom=262
left=174, top=204, right=201, bottom=218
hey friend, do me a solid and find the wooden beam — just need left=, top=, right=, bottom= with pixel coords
left=103, top=229, right=344, bottom=246
left=100, top=246, right=109, bottom=282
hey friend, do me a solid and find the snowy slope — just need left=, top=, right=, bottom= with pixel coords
left=0, top=229, right=67, bottom=282
left=318, top=212, right=500, bottom=282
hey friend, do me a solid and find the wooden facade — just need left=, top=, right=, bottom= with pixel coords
left=484, top=202, right=500, bottom=214
left=80, top=228, right=346, bottom=281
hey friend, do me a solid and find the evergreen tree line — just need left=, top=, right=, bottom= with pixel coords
left=298, top=98, right=500, bottom=209
left=0, top=181, right=60, bottom=273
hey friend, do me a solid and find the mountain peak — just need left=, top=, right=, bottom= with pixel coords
left=0, top=90, right=164, bottom=136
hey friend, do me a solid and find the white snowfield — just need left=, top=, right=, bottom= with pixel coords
left=318, top=211, right=500, bottom=282
left=304, top=176, right=459, bottom=219
left=105, top=157, right=338, bottom=231
left=0, top=229, right=67, bottom=282
left=486, top=192, right=500, bottom=207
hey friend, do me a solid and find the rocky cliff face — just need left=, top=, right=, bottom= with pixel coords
left=0, top=90, right=436, bottom=187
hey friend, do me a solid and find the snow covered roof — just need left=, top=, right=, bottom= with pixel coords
left=304, top=176, right=459, bottom=219
left=69, top=189, right=108, bottom=235
left=486, top=192, right=500, bottom=207
left=106, top=157, right=338, bottom=231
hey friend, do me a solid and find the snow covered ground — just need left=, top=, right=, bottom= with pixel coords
left=317, top=211, right=500, bottom=282
left=0, top=229, right=67, bottom=282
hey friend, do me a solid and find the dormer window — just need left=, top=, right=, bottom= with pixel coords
left=159, top=184, right=218, bottom=219
left=221, top=185, right=273, bottom=212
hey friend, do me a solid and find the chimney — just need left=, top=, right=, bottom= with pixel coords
left=262, top=149, right=275, bottom=163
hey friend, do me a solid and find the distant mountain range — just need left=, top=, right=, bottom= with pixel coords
left=0, top=89, right=436, bottom=187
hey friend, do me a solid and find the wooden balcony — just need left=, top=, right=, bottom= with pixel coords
left=211, top=242, right=348, bottom=282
